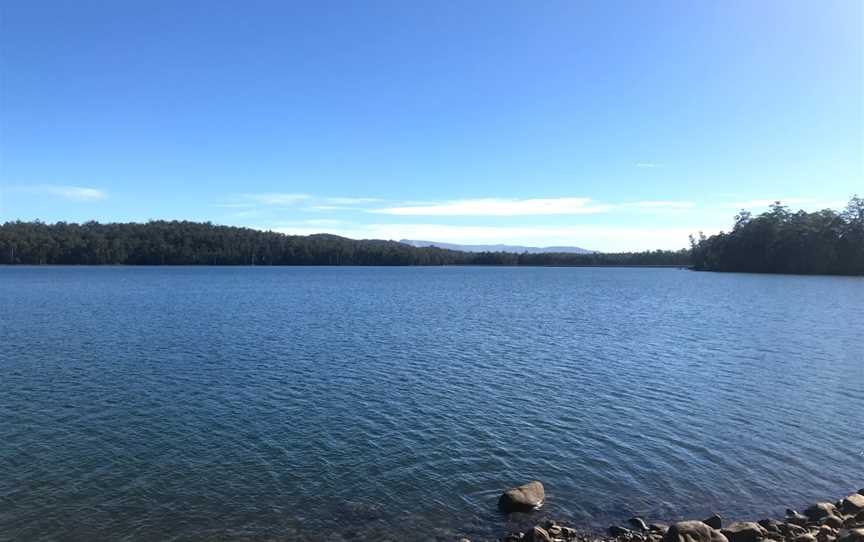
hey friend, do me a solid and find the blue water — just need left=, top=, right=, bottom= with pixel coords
left=1, top=267, right=862, bottom=542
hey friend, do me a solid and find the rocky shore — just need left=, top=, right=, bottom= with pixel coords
left=468, top=482, right=864, bottom=542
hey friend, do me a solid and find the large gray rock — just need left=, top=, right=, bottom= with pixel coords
left=842, top=495, right=864, bottom=515
left=663, top=521, right=729, bottom=542
left=806, top=503, right=840, bottom=522
left=722, top=522, right=768, bottom=542
left=498, top=481, right=545, bottom=512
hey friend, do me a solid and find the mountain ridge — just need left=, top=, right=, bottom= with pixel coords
left=400, top=239, right=594, bottom=254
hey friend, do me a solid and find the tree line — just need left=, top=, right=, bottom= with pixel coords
left=0, top=220, right=689, bottom=267
left=690, top=196, right=864, bottom=275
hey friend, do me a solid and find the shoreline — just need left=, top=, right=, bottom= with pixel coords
left=479, top=487, right=864, bottom=542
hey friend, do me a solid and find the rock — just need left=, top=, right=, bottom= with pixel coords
left=795, top=535, right=817, bottom=542
left=837, top=529, right=864, bottom=542
left=859, top=490, right=864, bottom=497
left=457, top=539, right=471, bottom=542
left=757, top=519, right=782, bottom=533
left=498, top=481, right=545, bottom=512
left=663, top=521, right=729, bottom=542
left=787, top=525, right=809, bottom=536
left=525, top=526, right=552, bottom=542
left=651, top=524, right=670, bottom=534
left=704, top=515, right=723, bottom=529
left=842, top=495, right=864, bottom=516
left=722, top=521, right=767, bottom=542
left=807, top=503, right=840, bottom=522
left=789, top=511, right=810, bottom=526
left=824, top=516, right=845, bottom=529
left=610, top=526, right=632, bottom=537
left=629, top=518, right=650, bottom=532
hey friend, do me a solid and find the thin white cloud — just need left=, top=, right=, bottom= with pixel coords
left=371, top=197, right=611, bottom=216
left=32, top=185, right=107, bottom=201
left=322, top=197, right=382, bottom=205
left=636, top=162, right=662, bottom=168
left=304, top=205, right=353, bottom=211
left=241, top=193, right=311, bottom=205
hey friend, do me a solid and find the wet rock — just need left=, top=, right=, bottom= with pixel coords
left=824, top=516, right=845, bottom=529
left=561, top=526, right=578, bottom=538
left=663, top=521, right=729, bottom=542
left=722, top=521, right=767, bottom=542
left=837, top=529, right=864, bottom=542
left=498, top=481, right=545, bottom=513
left=859, top=490, right=864, bottom=497
left=651, top=524, right=670, bottom=534
left=630, top=518, right=650, bottom=532
left=525, top=526, right=552, bottom=542
left=795, top=535, right=817, bottom=542
left=788, top=511, right=810, bottom=526
left=807, top=503, right=840, bottom=522
left=610, top=526, right=632, bottom=537
left=842, top=495, right=864, bottom=516
left=704, top=515, right=723, bottom=530
left=787, top=525, right=809, bottom=537
left=757, top=519, right=782, bottom=533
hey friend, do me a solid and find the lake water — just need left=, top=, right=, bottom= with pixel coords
left=1, top=267, right=862, bottom=541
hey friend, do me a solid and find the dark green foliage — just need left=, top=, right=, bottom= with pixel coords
left=0, top=220, right=689, bottom=267
left=690, top=196, right=864, bottom=275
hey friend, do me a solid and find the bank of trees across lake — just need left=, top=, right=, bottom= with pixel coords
left=690, top=196, right=864, bottom=275
left=3, top=196, right=861, bottom=274
left=0, top=220, right=688, bottom=267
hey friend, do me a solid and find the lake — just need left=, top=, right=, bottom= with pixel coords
left=1, top=266, right=862, bottom=541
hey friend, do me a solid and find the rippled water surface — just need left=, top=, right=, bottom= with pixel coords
left=1, top=267, right=862, bottom=541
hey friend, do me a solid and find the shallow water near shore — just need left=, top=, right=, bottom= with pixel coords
left=1, top=266, right=862, bottom=541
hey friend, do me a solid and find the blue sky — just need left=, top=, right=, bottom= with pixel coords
left=1, top=0, right=861, bottom=251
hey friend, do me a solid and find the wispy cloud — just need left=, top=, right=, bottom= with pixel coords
left=371, top=197, right=611, bottom=216
left=31, top=185, right=108, bottom=201
left=322, top=197, right=382, bottom=205
left=636, top=162, right=662, bottom=169
left=240, top=193, right=311, bottom=205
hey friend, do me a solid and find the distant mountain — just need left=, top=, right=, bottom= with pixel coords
left=400, top=239, right=594, bottom=254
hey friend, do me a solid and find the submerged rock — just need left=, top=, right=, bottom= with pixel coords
left=663, top=521, right=729, bottom=542
left=722, top=521, right=767, bottom=542
left=498, top=481, right=545, bottom=513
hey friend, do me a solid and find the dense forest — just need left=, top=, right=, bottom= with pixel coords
left=0, top=220, right=689, bottom=267
left=690, top=196, right=864, bottom=275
